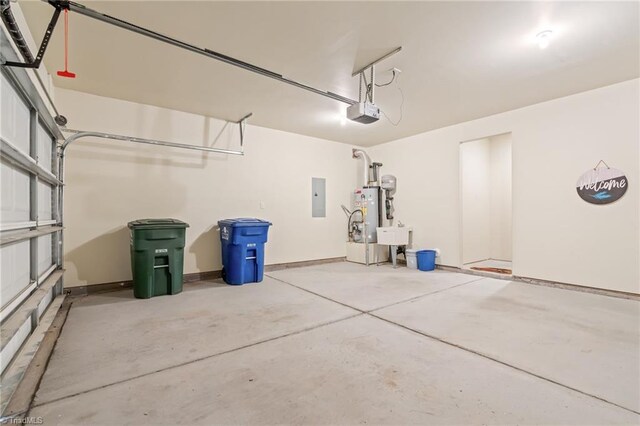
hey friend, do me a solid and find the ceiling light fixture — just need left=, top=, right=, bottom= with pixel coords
left=536, top=30, right=553, bottom=49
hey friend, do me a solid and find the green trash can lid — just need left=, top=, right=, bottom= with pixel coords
left=127, top=218, right=189, bottom=229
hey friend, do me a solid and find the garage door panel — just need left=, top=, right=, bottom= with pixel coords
left=1, top=162, right=30, bottom=225
left=0, top=72, right=30, bottom=155
left=38, top=234, right=53, bottom=278
left=38, top=181, right=53, bottom=221
left=0, top=317, right=31, bottom=375
left=0, top=64, right=62, bottom=393
left=36, top=122, right=53, bottom=172
left=0, top=240, right=31, bottom=309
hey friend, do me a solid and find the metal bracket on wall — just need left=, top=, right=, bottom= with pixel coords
left=237, top=113, right=252, bottom=148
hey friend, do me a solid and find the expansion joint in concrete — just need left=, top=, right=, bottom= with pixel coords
left=268, top=273, right=640, bottom=417
left=30, top=312, right=362, bottom=409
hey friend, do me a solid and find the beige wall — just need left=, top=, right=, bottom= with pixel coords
left=460, top=135, right=513, bottom=264
left=57, top=89, right=357, bottom=287
left=489, top=134, right=512, bottom=261
left=55, top=78, right=640, bottom=294
left=460, top=138, right=492, bottom=264
left=460, top=134, right=512, bottom=264
left=372, top=79, right=639, bottom=293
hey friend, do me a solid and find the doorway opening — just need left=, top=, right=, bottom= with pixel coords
left=460, top=133, right=512, bottom=275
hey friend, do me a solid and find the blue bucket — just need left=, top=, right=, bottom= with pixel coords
left=416, top=250, right=436, bottom=271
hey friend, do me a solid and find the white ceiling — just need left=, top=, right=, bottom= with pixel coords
left=20, top=1, right=640, bottom=146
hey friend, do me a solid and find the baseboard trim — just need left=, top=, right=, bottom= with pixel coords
left=264, top=257, right=346, bottom=272
left=436, top=264, right=639, bottom=301
left=511, top=275, right=639, bottom=301
left=65, top=257, right=346, bottom=296
left=438, top=264, right=513, bottom=281
left=65, top=280, right=133, bottom=296
left=183, top=270, right=223, bottom=283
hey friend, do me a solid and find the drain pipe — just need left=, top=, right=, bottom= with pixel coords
left=352, top=148, right=372, bottom=187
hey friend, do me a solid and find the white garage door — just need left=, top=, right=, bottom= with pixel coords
left=0, top=68, right=63, bottom=376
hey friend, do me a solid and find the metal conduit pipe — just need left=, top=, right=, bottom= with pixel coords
left=352, top=148, right=372, bottom=186
left=60, top=130, right=245, bottom=155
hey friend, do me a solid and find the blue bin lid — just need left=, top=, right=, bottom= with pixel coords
left=218, top=218, right=272, bottom=228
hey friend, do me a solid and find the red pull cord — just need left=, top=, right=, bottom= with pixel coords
left=57, top=9, right=76, bottom=78
left=63, top=10, right=68, bottom=70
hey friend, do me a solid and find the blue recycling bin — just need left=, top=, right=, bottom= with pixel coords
left=218, top=218, right=272, bottom=285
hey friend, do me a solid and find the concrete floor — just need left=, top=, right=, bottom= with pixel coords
left=30, top=262, right=639, bottom=425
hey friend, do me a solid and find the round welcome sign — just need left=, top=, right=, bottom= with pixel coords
left=576, top=167, right=628, bottom=205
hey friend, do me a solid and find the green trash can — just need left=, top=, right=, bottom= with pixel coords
left=128, top=219, right=189, bottom=299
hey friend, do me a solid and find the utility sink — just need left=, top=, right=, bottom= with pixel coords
left=376, top=226, right=411, bottom=246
